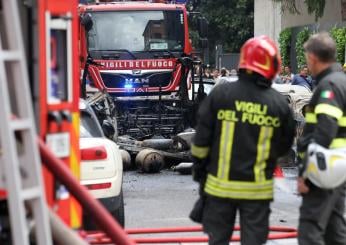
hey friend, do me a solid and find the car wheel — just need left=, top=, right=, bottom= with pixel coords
left=112, top=190, right=125, bottom=227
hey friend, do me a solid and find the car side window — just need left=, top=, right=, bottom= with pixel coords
left=80, top=111, right=103, bottom=138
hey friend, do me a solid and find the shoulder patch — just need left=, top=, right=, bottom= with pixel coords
left=320, top=90, right=334, bottom=99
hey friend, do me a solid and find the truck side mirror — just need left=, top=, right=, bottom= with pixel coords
left=198, top=17, right=208, bottom=38
left=81, top=13, right=93, bottom=32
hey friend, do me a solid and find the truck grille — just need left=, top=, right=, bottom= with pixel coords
left=100, top=71, right=173, bottom=89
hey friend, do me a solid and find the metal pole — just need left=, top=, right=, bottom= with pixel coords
left=191, top=63, right=195, bottom=101
left=158, top=80, right=162, bottom=135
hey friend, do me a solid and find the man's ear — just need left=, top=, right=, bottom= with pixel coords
left=308, top=53, right=318, bottom=64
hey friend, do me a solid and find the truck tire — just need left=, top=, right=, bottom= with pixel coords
left=135, top=149, right=164, bottom=173
left=120, top=149, right=132, bottom=170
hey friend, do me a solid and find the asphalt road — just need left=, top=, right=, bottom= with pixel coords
left=123, top=168, right=301, bottom=244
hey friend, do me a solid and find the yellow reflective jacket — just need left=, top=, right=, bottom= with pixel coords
left=191, top=74, right=295, bottom=200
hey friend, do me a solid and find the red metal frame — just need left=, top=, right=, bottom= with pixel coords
left=37, top=0, right=81, bottom=228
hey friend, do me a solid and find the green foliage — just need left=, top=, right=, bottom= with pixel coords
left=304, top=0, right=326, bottom=21
left=193, top=0, right=254, bottom=53
left=330, top=27, right=346, bottom=64
left=273, top=0, right=326, bottom=21
left=296, top=28, right=311, bottom=68
left=189, top=29, right=200, bottom=49
left=278, top=28, right=292, bottom=67
left=187, top=11, right=200, bottom=48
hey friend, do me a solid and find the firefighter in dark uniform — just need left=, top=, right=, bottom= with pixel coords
left=297, top=33, right=346, bottom=245
left=190, top=36, right=295, bottom=245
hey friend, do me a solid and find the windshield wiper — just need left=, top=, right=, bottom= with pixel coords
left=93, top=49, right=137, bottom=59
left=146, top=50, right=177, bottom=58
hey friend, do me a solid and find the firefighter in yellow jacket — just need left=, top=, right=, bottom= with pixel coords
left=190, top=36, right=295, bottom=245
left=297, top=33, right=346, bottom=245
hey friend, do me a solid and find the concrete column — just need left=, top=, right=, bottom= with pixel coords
left=254, top=0, right=282, bottom=42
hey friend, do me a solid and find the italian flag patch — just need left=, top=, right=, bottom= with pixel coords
left=321, top=90, right=334, bottom=99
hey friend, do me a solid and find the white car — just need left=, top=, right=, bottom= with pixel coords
left=272, top=83, right=312, bottom=125
left=79, top=100, right=124, bottom=228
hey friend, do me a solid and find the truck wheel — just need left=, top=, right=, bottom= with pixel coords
left=136, top=149, right=164, bottom=173
left=112, top=190, right=125, bottom=227
left=120, top=149, right=132, bottom=170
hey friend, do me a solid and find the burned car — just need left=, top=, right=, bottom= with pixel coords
left=272, top=83, right=312, bottom=166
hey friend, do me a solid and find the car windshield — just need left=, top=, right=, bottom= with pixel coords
left=87, top=10, right=184, bottom=52
left=80, top=111, right=103, bottom=138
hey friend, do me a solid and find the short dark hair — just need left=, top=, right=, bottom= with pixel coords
left=220, top=67, right=227, bottom=76
left=304, top=32, right=336, bottom=62
left=299, top=65, right=308, bottom=71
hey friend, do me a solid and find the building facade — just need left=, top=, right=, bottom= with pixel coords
left=255, top=0, right=346, bottom=42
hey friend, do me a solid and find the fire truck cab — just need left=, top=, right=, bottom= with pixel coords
left=79, top=0, right=203, bottom=140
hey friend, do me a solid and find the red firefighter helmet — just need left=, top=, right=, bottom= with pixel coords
left=238, top=35, right=281, bottom=80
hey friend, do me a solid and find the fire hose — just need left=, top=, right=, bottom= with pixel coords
left=38, top=138, right=136, bottom=245
left=85, top=225, right=297, bottom=244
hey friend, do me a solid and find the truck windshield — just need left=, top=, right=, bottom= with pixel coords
left=87, top=10, right=185, bottom=53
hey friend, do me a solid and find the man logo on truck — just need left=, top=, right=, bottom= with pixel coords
left=125, top=78, right=149, bottom=84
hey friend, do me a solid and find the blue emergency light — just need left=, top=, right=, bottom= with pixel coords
left=124, top=84, right=133, bottom=89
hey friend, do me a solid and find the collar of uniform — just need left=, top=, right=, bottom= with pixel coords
left=239, top=72, right=271, bottom=88
left=315, top=63, right=343, bottom=84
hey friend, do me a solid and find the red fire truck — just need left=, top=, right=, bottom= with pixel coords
left=0, top=1, right=134, bottom=244
left=79, top=0, right=207, bottom=141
